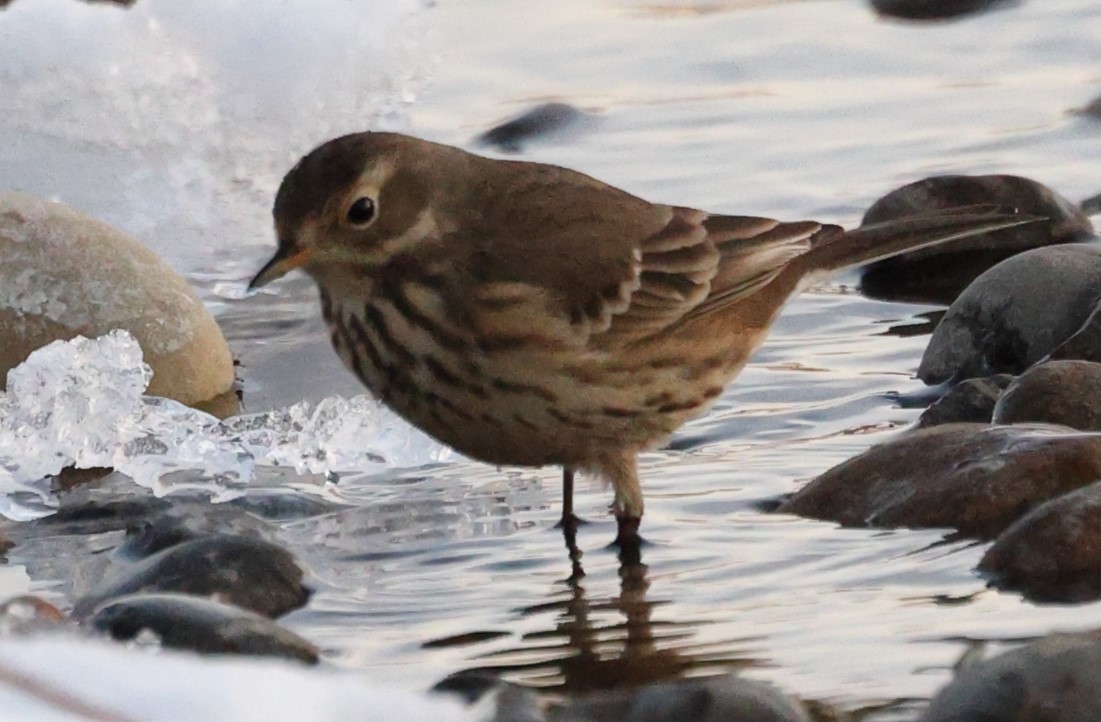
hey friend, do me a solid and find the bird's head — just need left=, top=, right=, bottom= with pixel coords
left=249, top=132, right=455, bottom=290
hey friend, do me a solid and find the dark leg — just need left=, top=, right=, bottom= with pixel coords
left=613, top=512, right=642, bottom=559
left=554, top=467, right=587, bottom=532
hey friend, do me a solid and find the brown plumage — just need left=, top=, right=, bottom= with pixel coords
left=250, top=132, right=1037, bottom=545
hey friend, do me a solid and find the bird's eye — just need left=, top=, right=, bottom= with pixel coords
left=346, top=197, right=376, bottom=226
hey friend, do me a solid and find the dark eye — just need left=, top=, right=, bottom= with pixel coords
left=346, top=197, right=376, bottom=226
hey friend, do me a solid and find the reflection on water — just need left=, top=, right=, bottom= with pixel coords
left=3, top=0, right=1101, bottom=716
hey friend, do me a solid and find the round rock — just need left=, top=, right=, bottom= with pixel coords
left=860, top=175, right=1094, bottom=303
left=72, top=534, right=310, bottom=619
left=778, top=423, right=1101, bottom=538
left=918, top=244, right=1101, bottom=384
left=0, top=192, right=234, bottom=405
left=916, top=375, right=1013, bottom=428
left=920, top=633, right=1101, bottom=722
left=993, top=360, right=1101, bottom=431
left=979, top=481, right=1101, bottom=603
left=89, top=593, right=319, bottom=664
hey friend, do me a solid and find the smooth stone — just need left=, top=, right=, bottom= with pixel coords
left=860, top=175, right=1094, bottom=304
left=778, top=423, right=1101, bottom=538
left=919, top=633, right=1101, bottom=721
left=476, top=102, right=597, bottom=153
left=0, top=193, right=234, bottom=406
left=557, top=676, right=811, bottom=722
left=992, top=360, right=1101, bottom=431
left=73, top=534, right=310, bottom=619
left=89, top=593, right=318, bottom=664
left=1048, top=301, right=1101, bottom=364
left=114, top=504, right=274, bottom=560
left=918, top=244, right=1101, bottom=384
left=979, top=481, right=1101, bottom=603
left=916, top=375, right=1013, bottom=428
left=870, top=0, right=1015, bottom=21
left=1082, top=192, right=1101, bottom=215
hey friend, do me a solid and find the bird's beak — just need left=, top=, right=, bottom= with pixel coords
left=248, top=244, right=315, bottom=290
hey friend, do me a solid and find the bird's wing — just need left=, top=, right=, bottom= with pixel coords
left=588, top=209, right=826, bottom=347
left=462, top=202, right=826, bottom=352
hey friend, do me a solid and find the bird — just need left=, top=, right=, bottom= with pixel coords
left=249, top=132, right=1036, bottom=547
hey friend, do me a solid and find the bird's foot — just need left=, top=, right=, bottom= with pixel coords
left=554, top=512, right=589, bottom=534
left=609, top=513, right=644, bottom=565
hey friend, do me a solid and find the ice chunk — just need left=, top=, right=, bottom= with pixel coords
left=0, top=332, right=451, bottom=520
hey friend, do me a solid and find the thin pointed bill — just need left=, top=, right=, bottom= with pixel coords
left=248, top=246, right=315, bottom=290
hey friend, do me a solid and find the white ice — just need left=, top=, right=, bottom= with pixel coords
left=0, top=331, right=451, bottom=521
left=0, top=635, right=484, bottom=722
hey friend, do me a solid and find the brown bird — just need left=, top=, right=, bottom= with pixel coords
left=249, top=132, right=1034, bottom=546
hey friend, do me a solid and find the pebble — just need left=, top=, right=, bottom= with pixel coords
left=72, top=534, right=310, bottom=619
left=870, top=0, right=1015, bottom=21
left=860, top=175, right=1094, bottom=304
left=919, top=632, right=1101, bottom=721
left=89, top=593, right=319, bottom=664
left=778, top=423, right=1101, bottom=538
left=0, top=192, right=234, bottom=406
left=918, top=244, right=1101, bottom=384
left=476, top=102, right=597, bottom=153
left=916, top=375, right=1013, bottom=427
left=979, top=481, right=1101, bottom=603
left=992, top=360, right=1101, bottom=431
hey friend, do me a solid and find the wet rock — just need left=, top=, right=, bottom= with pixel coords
left=89, top=593, right=318, bottom=664
left=559, top=676, right=811, bottom=722
left=915, top=375, right=1013, bottom=428
left=115, top=504, right=274, bottom=560
left=992, top=360, right=1101, bottom=431
left=871, top=0, right=1016, bottom=21
left=476, top=102, right=597, bottom=153
left=1048, top=300, right=1101, bottom=363
left=978, top=482, right=1101, bottom=602
left=918, top=244, right=1101, bottom=383
left=778, top=424, right=1101, bottom=538
left=919, top=632, right=1101, bottom=721
left=860, top=176, right=1094, bottom=304
left=1082, top=192, right=1101, bottom=216
left=1076, top=95, right=1101, bottom=121
left=0, top=193, right=234, bottom=406
left=73, top=534, right=310, bottom=619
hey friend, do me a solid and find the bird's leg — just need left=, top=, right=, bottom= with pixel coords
left=605, top=453, right=644, bottom=550
left=555, top=467, right=587, bottom=534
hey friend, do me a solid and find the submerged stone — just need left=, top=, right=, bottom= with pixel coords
left=992, top=360, right=1101, bottom=431
left=89, top=593, right=318, bottom=664
left=979, top=482, right=1101, bottom=603
left=920, top=632, right=1101, bottom=721
left=73, top=534, right=310, bottom=619
left=916, top=375, right=1013, bottom=428
left=779, top=424, right=1101, bottom=538
left=860, top=175, right=1093, bottom=304
left=918, top=245, right=1101, bottom=384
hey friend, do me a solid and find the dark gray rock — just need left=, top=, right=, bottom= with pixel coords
left=871, top=0, right=1016, bottom=21
left=558, top=676, right=811, bottom=722
left=476, top=103, right=597, bottom=153
left=993, top=360, right=1101, bottom=431
left=916, top=375, right=1013, bottom=428
left=861, top=175, right=1094, bottom=303
left=918, top=245, right=1101, bottom=383
left=979, top=481, right=1101, bottom=602
left=89, top=593, right=318, bottom=663
left=919, top=633, right=1101, bottom=721
left=73, top=534, right=310, bottom=619
left=779, top=423, right=1101, bottom=538
left=1048, top=300, right=1101, bottom=364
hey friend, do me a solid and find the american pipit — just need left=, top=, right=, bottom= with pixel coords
left=250, top=132, right=1036, bottom=546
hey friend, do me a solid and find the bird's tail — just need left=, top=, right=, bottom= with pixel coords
left=792, top=205, right=1044, bottom=292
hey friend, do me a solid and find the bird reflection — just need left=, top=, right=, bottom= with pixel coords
left=438, top=538, right=758, bottom=694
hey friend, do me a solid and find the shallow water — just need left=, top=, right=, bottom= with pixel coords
left=3, top=0, right=1101, bottom=715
